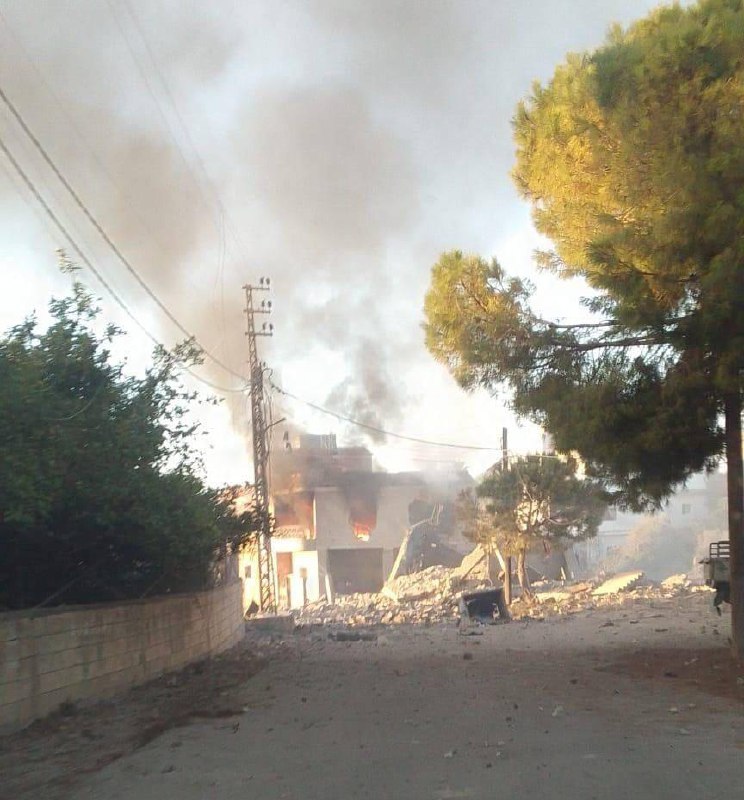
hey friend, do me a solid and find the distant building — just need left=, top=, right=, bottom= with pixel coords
left=570, top=471, right=727, bottom=578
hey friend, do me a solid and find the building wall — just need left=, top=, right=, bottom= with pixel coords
left=0, top=582, right=243, bottom=733
left=290, top=550, right=320, bottom=606
left=314, top=485, right=416, bottom=549
left=315, top=485, right=417, bottom=593
left=239, top=543, right=320, bottom=611
left=243, top=483, right=432, bottom=607
left=574, top=472, right=728, bottom=576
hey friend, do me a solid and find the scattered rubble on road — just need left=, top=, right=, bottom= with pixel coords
left=0, top=640, right=267, bottom=800
left=294, top=547, right=711, bottom=628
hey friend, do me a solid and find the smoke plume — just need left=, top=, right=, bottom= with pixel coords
left=0, top=0, right=668, bottom=473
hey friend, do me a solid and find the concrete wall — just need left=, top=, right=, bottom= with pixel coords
left=0, top=581, right=243, bottom=733
left=239, top=543, right=320, bottom=611
left=314, top=485, right=417, bottom=551
left=315, top=485, right=418, bottom=592
left=290, top=550, right=320, bottom=606
left=241, top=484, right=426, bottom=608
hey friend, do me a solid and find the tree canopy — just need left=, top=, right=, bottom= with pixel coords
left=425, top=0, right=744, bottom=508
left=459, top=455, right=606, bottom=595
left=424, top=0, right=744, bottom=656
left=0, top=281, right=256, bottom=610
left=424, top=251, right=723, bottom=509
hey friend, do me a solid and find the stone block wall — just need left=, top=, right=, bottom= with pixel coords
left=0, top=581, right=243, bottom=732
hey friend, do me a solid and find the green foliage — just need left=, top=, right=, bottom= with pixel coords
left=0, top=282, right=256, bottom=610
left=459, top=456, right=606, bottom=557
left=424, top=251, right=535, bottom=390
left=425, top=0, right=744, bottom=510
left=512, top=0, right=744, bottom=380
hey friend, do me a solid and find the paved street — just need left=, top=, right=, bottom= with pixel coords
left=68, top=595, right=743, bottom=800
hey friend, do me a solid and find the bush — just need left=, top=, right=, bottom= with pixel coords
left=0, top=282, right=251, bottom=609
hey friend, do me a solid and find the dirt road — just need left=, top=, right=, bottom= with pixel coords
left=56, top=593, right=741, bottom=800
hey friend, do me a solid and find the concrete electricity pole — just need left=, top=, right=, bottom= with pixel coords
left=244, top=278, right=276, bottom=614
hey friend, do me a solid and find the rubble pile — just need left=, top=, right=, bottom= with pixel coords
left=514, top=572, right=709, bottom=619
left=383, top=564, right=460, bottom=602
left=296, top=563, right=494, bottom=627
left=294, top=589, right=458, bottom=627
left=592, top=570, right=645, bottom=596
left=293, top=544, right=709, bottom=627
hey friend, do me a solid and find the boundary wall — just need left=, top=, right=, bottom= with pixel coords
left=0, top=581, right=243, bottom=732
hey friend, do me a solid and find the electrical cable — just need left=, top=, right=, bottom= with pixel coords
left=271, top=381, right=566, bottom=460
left=0, top=13, right=240, bottom=380
left=111, top=0, right=242, bottom=356
left=0, top=131, right=246, bottom=394
left=0, top=84, right=246, bottom=383
left=0, top=8, right=232, bottom=360
left=270, top=381, right=502, bottom=451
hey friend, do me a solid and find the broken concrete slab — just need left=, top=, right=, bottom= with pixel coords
left=385, top=565, right=455, bottom=603
left=661, top=574, right=690, bottom=589
left=535, top=591, right=572, bottom=604
left=592, top=571, right=644, bottom=597
left=452, top=545, right=502, bottom=584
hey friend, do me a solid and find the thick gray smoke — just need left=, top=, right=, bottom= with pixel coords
left=0, top=0, right=669, bottom=465
left=325, top=338, right=404, bottom=444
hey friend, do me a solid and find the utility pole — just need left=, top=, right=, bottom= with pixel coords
left=502, top=426, right=513, bottom=606
left=244, top=278, right=276, bottom=614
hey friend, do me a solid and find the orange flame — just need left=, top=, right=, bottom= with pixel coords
left=352, top=523, right=372, bottom=542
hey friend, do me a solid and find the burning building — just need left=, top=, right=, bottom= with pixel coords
left=241, top=433, right=473, bottom=611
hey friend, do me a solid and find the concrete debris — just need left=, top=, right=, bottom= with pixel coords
left=566, top=582, right=594, bottom=595
left=592, top=571, right=645, bottom=597
left=293, top=550, right=709, bottom=628
left=535, top=591, right=571, bottom=604
left=296, top=550, right=498, bottom=627
left=454, top=545, right=490, bottom=582
left=385, top=565, right=459, bottom=603
left=661, top=574, right=690, bottom=589
left=296, top=586, right=462, bottom=627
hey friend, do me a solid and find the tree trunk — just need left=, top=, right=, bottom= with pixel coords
left=503, top=556, right=512, bottom=605
left=516, top=548, right=534, bottom=600
left=724, top=390, right=744, bottom=663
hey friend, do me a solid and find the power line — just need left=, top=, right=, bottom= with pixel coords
left=118, top=0, right=257, bottom=265
left=0, top=84, right=246, bottom=383
left=105, top=0, right=222, bottom=238
left=270, top=382, right=504, bottom=451
left=0, top=10, right=236, bottom=374
left=0, top=7, right=230, bottom=355
left=0, top=131, right=245, bottom=394
left=271, top=382, right=568, bottom=460
left=111, top=0, right=244, bottom=356
left=0, top=11, right=190, bottom=263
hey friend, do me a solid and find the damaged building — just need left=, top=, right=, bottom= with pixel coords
left=241, top=434, right=473, bottom=611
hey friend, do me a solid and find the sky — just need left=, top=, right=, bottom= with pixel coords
left=0, top=0, right=674, bottom=486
